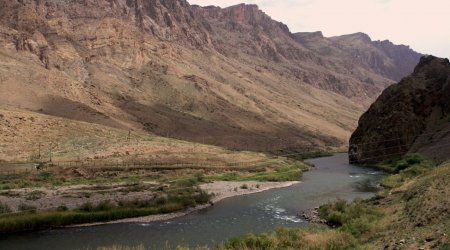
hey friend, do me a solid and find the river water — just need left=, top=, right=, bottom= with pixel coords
left=0, top=154, right=385, bottom=250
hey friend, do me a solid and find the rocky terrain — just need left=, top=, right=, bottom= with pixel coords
left=0, top=0, right=422, bottom=160
left=349, top=56, right=450, bottom=165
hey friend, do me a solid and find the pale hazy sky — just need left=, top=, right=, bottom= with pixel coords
left=189, top=0, right=450, bottom=58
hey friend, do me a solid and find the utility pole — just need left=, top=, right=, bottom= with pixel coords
left=49, top=143, right=53, bottom=163
left=38, top=143, right=41, bottom=161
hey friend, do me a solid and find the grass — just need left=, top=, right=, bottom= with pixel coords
left=222, top=227, right=356, bottom=250
left=0, top=203, right=183, bottom=233
left=318, top=200, right=383, bottom=237
left=206, top=162, right=307, bottom=182
left=0, top=186, right=211, bottom=233
left=220, top=155, right=444, bottom=249
left=380, top=154, right=433, bottom=188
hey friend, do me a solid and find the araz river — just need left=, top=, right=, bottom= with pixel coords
left=0, top=154, right=385, bottom=250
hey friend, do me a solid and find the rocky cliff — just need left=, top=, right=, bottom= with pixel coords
left=0, top=0, right=424, bottom=158
left=349, top=56, right=450, bottom=165
left=294, top=32, right=422, bottom=82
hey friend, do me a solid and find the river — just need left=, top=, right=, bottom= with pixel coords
left=0, top=154, right=385, bottom=250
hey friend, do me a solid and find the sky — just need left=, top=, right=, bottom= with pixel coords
left=189, top=0, right=450, bottom=59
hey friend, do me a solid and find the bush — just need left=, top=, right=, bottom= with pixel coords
left=0, top=202, right=11, bottom=214
left=95, top=201, right=114, bottom=211
left=77, top=202, right=94, bottom=212
left=382, top=154, right=433, bottom=188
left=393, top=154, right=430, bottom=173
left=175, top=178, right=198, bottom=187
left=394, top=159, right=409, bottom=172
left=318, top=200, right=383, bottom=236
left=226, top=234, right=274, bottom=250
left=56, top=204, right=68, bottom=212
left=223, top=228, right=356, bottom=250
left=38, top=171, right=52, bottom=180
left=18, top=203, right=37, bottom=212
left=25, top=191, right=45, bottom=201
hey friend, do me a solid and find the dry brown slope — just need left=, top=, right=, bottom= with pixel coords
left=0, top=0, right=421, bottom=156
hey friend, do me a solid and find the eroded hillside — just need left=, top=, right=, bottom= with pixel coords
left=0, top=0, right=422, bottom=156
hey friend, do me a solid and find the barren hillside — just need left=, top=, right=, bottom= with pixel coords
left=0, top=0, right=422, bottom=158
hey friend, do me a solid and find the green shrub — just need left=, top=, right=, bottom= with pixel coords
left=226, top=233, right=274, bottom=250
left=38, top=171, right=52, bottom=180
left=194, top=173, right=205, bottom=182
left=392, top=154, right=430, bottom=173
left=175, top=178, right=198, bottom=187
left=319, top=200, right=383, bottom=236
left=394, top=159, right=409, bottom=172
left=95, top=201, right=114, bottom=211
left=25, top=191, right=45, bottom=201
left=18, top=203, right=37, bottom=212
left=381, top=154, right=433, bottom=188
left=77, top=202, right=95, bottom=212
left=56, top=204, right=68, bottom=212
left=223, top=227, right=356, bottom=250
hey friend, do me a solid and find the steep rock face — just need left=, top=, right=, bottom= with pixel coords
left=0, top=0, right=424, bottom=154
left=294, top=32, right=422, bottom=83
left=349, top=56, right=450, bottom=164
left=193, top=4, right=308, bottom=61
left=372, top=40, right=423, bottom=81
left=194, top=6, right=399, bottom=103
left=0, top=0, right=211, bottom=47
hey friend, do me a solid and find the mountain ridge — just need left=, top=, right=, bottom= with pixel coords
left=0, top=0, right=423, bottom=160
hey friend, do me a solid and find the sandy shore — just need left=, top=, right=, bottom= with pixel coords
left=71, top=181, right=300, bottom=227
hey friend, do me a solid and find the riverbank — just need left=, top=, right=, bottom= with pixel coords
left=0, top=154, right=390, bottom=250
left=71, top=181, right=300, bottom=226
left=225, top=156, right=450, bottom=250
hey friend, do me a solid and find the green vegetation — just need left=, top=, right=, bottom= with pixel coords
left=0, top=186, right=211, bottom=233
left=223, top=199, right=383, bottom=249
left=206, top=162, right=307, bottom=182
left=221, top=156, right=450, bottom=250
left=380, top=154, right=433, bottom=188
left=222, top=227, right=356, bottom=250
left=0, top=154, right=306, bottom=234
left=18, top=203, right=37, bottom=212
left=318, top=200, right=383, bottom=236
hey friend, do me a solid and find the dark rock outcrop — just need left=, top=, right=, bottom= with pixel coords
left=349, top=56, right=450, bottom=164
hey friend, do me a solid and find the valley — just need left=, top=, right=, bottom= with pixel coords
left=0, top=0, right=448, bottom=250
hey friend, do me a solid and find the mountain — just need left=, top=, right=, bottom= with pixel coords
left=0, top=0, right=422, bottom=161
left=349, top=56, right=450, bottom=165
left=293, top=31, right=422, bottom=82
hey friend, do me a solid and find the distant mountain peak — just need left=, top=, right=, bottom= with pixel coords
left=332, top=32, right=372, bottom=43
left=293, top=31, right=324, bottom=41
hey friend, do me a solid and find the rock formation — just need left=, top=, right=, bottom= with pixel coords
left=0, top=0, right=423, bottom=154
left=349, top=56, right=450, bottom=164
